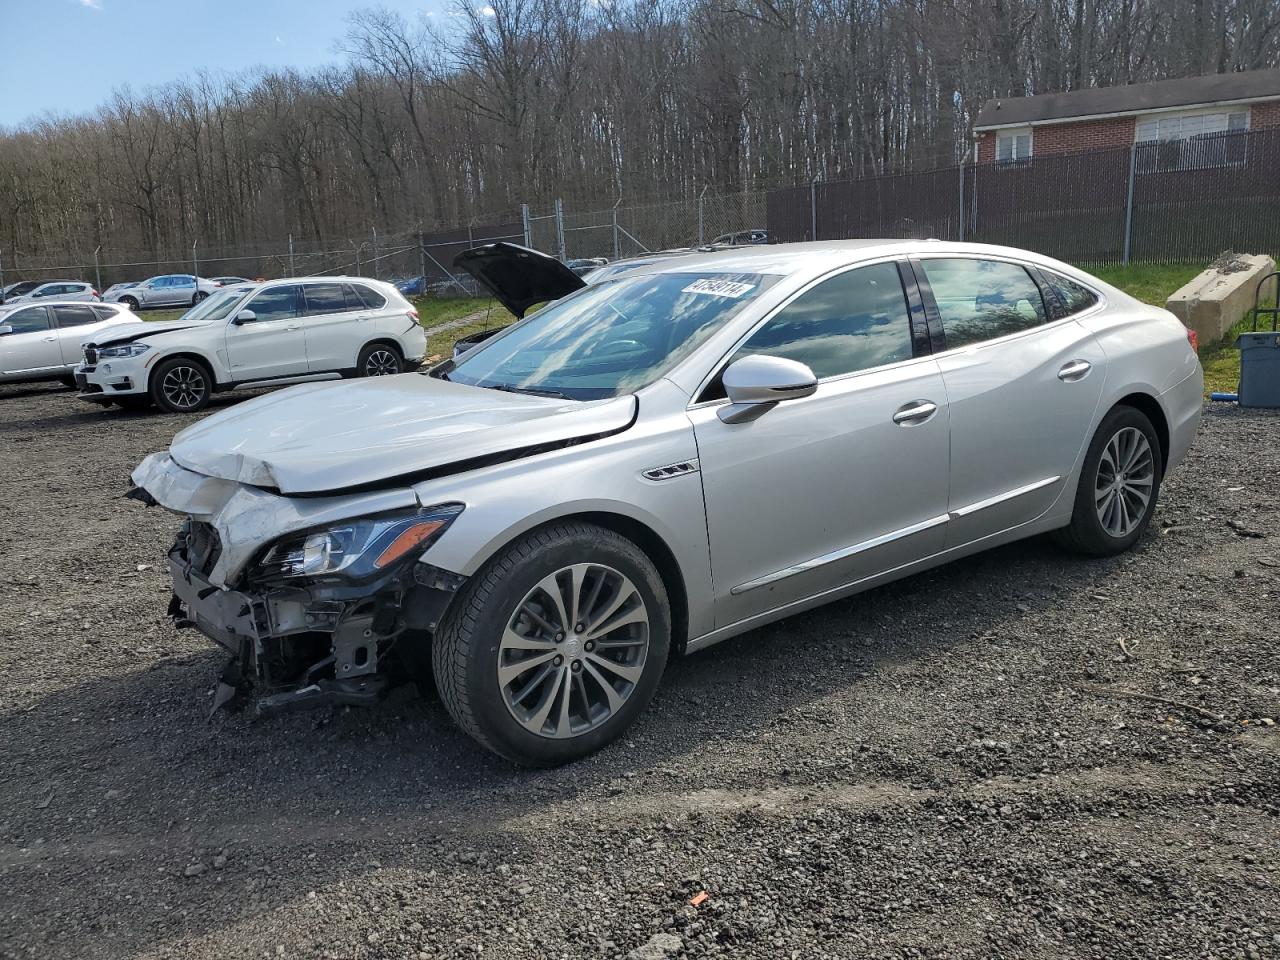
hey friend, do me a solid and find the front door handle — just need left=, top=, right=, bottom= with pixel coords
left=1058, top=359, right=1092, bottom=382
left=42, top=336, right=57, bottom=342
left=892, top=400, right=938, bottom=426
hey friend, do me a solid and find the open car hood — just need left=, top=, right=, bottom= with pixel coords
left=166, top=374, right=636, bottom=495
left=89, top=321, right=209, bottom=348
left=453, top=242, right=586, bottom=319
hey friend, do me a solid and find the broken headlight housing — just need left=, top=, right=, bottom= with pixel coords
left=96, top=342, right=152, bottom=359
left=252, top=503, right=464, bottom=583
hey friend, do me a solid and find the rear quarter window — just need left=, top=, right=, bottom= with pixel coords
left=346, top=284, right=387, bottom=310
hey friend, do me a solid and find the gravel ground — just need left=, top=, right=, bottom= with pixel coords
left=1, top=381, right=1278, bottom=960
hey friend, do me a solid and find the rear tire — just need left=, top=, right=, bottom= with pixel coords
left=358, top=342, right=403, bottom=377
left=192, top=291, right=207, bottom=305
left=149, top=357, right=212, bottom=413
left=1054, top=405, right=1163, bottom=556
left=432, top=522, right=670, bottom=766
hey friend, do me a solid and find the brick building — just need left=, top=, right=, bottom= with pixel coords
left=973, top=68, right=1280, bottom=166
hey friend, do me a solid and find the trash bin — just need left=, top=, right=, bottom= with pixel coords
left=1236, top=331, right=1280, bottom=408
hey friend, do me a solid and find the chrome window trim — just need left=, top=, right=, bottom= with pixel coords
left=685, top=254, right=923, bottom=410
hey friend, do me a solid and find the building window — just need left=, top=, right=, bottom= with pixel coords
left=1135, top=107, right=1249, bottom=172
left=996, top=129, right=1032, bottom=164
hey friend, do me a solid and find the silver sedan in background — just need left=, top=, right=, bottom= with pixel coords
left=132, top=240, right=1202, bottom=766
left=104, top=274, right=220, bottom=310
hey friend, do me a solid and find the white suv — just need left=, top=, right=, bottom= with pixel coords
left=77, top=277, right=427, bottom=413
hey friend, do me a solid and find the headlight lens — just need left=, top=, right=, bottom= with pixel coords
left=97, top=342, right=151, bottom=359
left=253, top=503, right=463, bottom=581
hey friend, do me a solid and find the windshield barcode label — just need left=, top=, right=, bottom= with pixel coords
left=681, top=279, right=755, bottom=298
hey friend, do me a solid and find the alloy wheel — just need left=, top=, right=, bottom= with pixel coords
left=364, top=349, right=399, bottom=376
left=161, top=365, right=207, bottom=411
left=498, top=563, right=650, bottom=739
left=1095, top=426, right=1154, bottom=538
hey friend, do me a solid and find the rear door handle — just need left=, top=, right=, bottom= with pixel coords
left=892, top=400, right=938, bottom=426
left=1058, top=360, right=1092, bottom=382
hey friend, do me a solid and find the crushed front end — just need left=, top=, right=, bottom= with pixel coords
left=164, top=498, right=466, bottom=716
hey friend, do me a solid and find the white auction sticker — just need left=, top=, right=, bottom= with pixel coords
left=681, top=279, right=756, bottom=298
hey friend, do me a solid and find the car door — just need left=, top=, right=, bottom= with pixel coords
left=297, top=281, right=366, bottom=372
left=169, top=276, right=197, bottom=306
left=0, top=306, right=61, bottom=375
left=687, top=260, right=951, bottom=629
left=223, top=284, right=308, bottom=381
left=52, top=304, right=107, bottom=366
left=913, top=256, right=1108, bottom=547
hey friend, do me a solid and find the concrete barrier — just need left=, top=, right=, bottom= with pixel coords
left=1165, top=253, right=1277, bottom=346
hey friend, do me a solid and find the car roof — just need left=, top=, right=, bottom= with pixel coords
left=0, top=300, right=118, bottom=311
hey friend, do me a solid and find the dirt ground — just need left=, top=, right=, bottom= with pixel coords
left=0, top=381, right=1277, bottom=960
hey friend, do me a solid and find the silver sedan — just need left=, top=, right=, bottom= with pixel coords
left=133, top=240, right=1202, bottom=765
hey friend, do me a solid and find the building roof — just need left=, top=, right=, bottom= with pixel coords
left=973, top=68, right=1280, bottom=130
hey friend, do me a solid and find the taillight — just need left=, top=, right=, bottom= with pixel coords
left=1186, top=328, right=1199, bottom=353
left=407, top=309, right=419, bottom=321
left=92, top=289, right=100, bottom=297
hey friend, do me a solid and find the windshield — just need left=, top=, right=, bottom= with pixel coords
left=444, top=271, right=776, bottom=400
left=179, top=287, right=253, bottom=322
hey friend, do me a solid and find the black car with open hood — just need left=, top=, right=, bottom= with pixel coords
left=452, top=242, right=586, bottom=319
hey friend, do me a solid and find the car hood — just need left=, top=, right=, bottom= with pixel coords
left=453, top=242, right=586, bottom=318
left=89, top=321, right=210, bottom=348
left=167, top=374, right=637, bottom=495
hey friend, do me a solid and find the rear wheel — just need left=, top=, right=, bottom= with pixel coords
left=432, top=522, right=670, bottom=766
left=192, top=291, right=208, bottom=305
left=150, top=357, right=212, bottom=413
left=358, top=342, right=403, bottom=377
left=1054, top=405, right=1162, bottom=556
left=121, top=296, right=140, bottom=312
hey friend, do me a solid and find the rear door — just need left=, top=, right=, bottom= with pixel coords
left=0, top=307, right=61, bottom=375
left=297, top=281, right=367, bottom=372
left=223, top=284, right=309, bottom=381
left=914, top=256, right=1107, bottom=547
left=51, top=304, right=106, bottom=366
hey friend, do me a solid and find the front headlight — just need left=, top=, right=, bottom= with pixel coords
left=252, top=503, right=464, bottom=582
left=97, top=342, right=151, bottom=359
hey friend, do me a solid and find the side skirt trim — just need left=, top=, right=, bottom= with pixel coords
left=948, top=475, right=1060, bottom=518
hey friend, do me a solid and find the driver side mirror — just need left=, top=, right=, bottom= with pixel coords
left=232, top=309, right=256, bottom=325
left=718, top=354, right=818, bottom=424
left=0, top=324, right=13, bottom=336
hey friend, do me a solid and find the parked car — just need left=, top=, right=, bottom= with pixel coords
left=101, top=282, right=140, bottom=300
left=211, top=276, right=252, bottom=286
left=395, top=276, right=427, bottom=297
left=130, top=239, right=1202, bottom=766
left=709, top=229, right=770, bottom=246
left=103, top=274, right=219, bottom=310
left=0, top=301, right=138, bottom=386
left=5, top=280, right=100, bottom=304
left=566, top=257, right=608, bottom=277
left=1, top=280, right=44, bottom=303
left=78, top=277, right=425, bottom=413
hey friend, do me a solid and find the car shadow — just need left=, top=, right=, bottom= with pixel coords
left=0, top=532, right=1133, bottom=958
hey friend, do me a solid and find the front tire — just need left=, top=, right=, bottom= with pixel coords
left=150, top=357, right=212, bottom=413
left=121, top=296, right=141, bottom=312
left=358, top=342, right=403, bottom=377
left=1055, top=405, right=1163, bottom=556
left=432, top=522, right=670, bottom=766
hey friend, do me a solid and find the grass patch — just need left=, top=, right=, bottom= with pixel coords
left=1087, top=260, right=1278, bottom=396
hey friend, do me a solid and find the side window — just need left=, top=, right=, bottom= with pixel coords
left=91, top=306, right=120, bottom=322
left=729, top=263, right=914, bottom=380
left=1044, top=271, right=1100, bottom=316
left=53, top=305, right=99, bottom=327
left=244, top=286, right=300, bottom=323
left=301, top=283, right=350, bottom=316
left=346, top=283, right=386, bottom=310
left=175, top=276, right=195, bottom=288
left=920, top=258, right=1047, bottom=349
left=4, top=307, right=51, bottom=333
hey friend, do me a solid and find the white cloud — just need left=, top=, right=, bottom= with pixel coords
left=479, top=5, right=496, bottom=15
left=78, top=0, right=103, bottom=9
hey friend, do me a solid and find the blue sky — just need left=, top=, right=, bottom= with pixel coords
left=0, top=0, right=454, bottom=128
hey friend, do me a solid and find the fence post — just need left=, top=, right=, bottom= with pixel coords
left=192, top=239, right=199, bottom=282
left=419, top=233, right=427, bottom=283
left=371, top=227, right=380, bottom=279
left=957, top=157, right=966, bottom=242
left=612, top=200, right=621, bottom=260
left=288, top=234, right=295, bottom=278
left=93, top=245, right=103, bottom=293
left=0, top=248, right=5, bottom=303
left=1122, top=144, right=1137, bottom=266
left=521, top=203, right=532, bottom=248
left=810, top=176, right=820, bottom=241
left=697, top=185, right=708, bottom=245
left=554, top=197, right=566, bottom=261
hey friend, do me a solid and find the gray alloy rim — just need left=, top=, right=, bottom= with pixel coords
left=161, top=365, right=207, bottom=410
left=1095, top=426, right=1154, bottom=538
left=124, top=298, right=139, bottom=310
left=498, top=562, right=650, bottom=739
left=364, top=349, right=399, bottom=376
